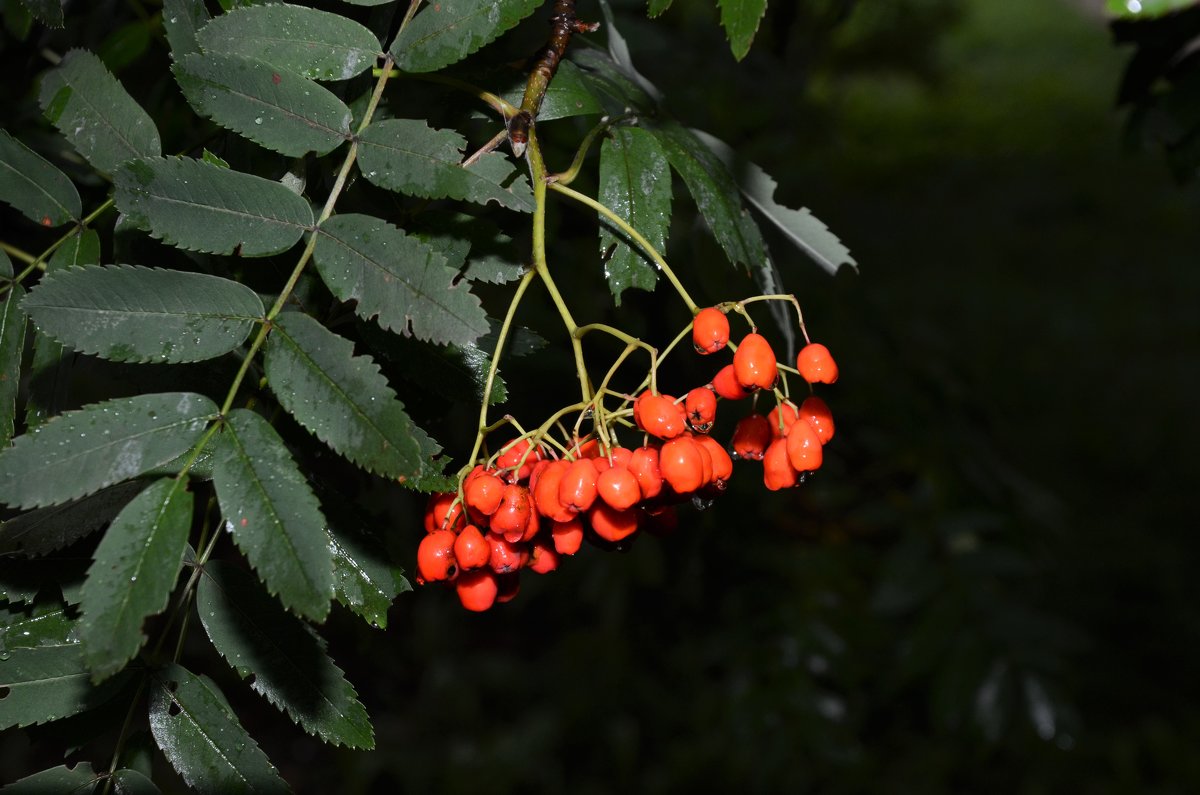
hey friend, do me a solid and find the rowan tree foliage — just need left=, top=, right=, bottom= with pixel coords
left=0, top=0, right=862, bottom=790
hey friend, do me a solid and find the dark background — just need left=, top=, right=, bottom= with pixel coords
left=4, top=0, right=1200, bottom=791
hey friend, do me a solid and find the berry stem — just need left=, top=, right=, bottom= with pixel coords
left=737, top=293, right=810, bottom=343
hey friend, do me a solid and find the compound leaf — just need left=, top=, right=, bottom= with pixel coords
left=111, top=769, right=161, bottom=795
left=0, top=600, right=76, bottom=655
left=198, top=561, right=372, bottom=748
left=0, top=130, right=81, bottom=227
left=149, top=663, right=289, bottom=794
left=23, top=265, right=264, bottom=364
left=212, top=409, right=333, bottom=622
left=358, top=119, right=534, bottom=212
left=598, top=126, right=671, bottom=304
left=314, top=213, right=488, bottom=346
left=175, top=52, right=352, bottom=157
left=0, top=393, right=218, bottom=510
left=389, top=0, right=540, bottom=72
left=38, top=49, right=161, bottom=174
left=197, top=5, right=381, bottom=81
left=263, top=312, right=440, bottom=482
left=114, top=156, right=313, bottom=257
left=718, top=0, right=768, bottom=61
left=79, top=478, right=192, bottom=682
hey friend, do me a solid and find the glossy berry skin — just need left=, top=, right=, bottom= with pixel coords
left=628, top=446, right=663, bottom=500
left=695, top=434, right=733, bottom=485
left=692, top=307, right=730, bottom=354
left=763, top=438, right=798, bottom=491
left=558, top=458, right=599, bottom=513
left=592, top=447, right=633, bottom=473
left=785, top=418, right=824, bottom=472
left=487, top=532, right=526, bottom=574
left=733, top=333, right=778, bottom=391
left=731, top=414, right=772, bottom=460
left=799, top=395, right=835, bottom=444
left=529, top=538, right=561, bottom=574
left=417, top=529, right=458, bottom=582
left=768, top=402, right=800, bottom=438
left=490, top=484, right=531, bottom=537
left=634, top=392, right=687, bottom=439
left=659, top=436, right=705, bottom=494
left=423, top=492, right=465, bottom=533
left=597, top=466, right=641, bottom=510
left=497, top=439, right=542, bottom=480
left=589, top=502, right=639, bottom=543
left=551, top=518, right=584, bottom=555
left=456, top=570, right=498, bottom=611
left=796, top=343, right=838, bottom=384
left=464, top=471, right=505, bottom=516
left=712, top=364, right=751, bottom=400
left=453, top=525, right=490, bottom=570
left=533, top=460, right=575, bottom=522
left=684, top=386, right=718, bottom=433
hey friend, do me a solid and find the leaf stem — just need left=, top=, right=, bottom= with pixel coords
left=0, top=199, right=114, bottom=296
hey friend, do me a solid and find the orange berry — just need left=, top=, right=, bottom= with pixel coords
left=659, top=436, right=705, bottom=494
left=597, top=466, right=641, bottom=510
left=464, top=470, right=505, bottom=515
left=768, top=402, right=800, bottom=439
left=529, top=538, right=560, bottom=574
left=456, top=570, right=498, bottom=611
left=799, top=395, right=835, bottom=444
left=533, top=460, right=575, bottom=522
left=763, top=438, right=798, bottom=491
left=684, top=386, right=717, bottom=433
left=589, top=501, right=639, bottom=543
left=453, top=525, right=490, bottom=570
left=551, top=517, right=584, bottom=555
left=558, top=458, right=599, bottom=513
left=796, top=343, right=838, bottom=384
left=785, top=418, right=824, bottom=472
left=695, top=434, right=733, bottom=485
left=496, top=439, right=543, bottom=480
left=733, top=333, right=778, bottom=391
left=692, top=307, right=730, bottom=354
left=634, top=392, right=687, bottom=439
left=712, top=364, right=750, bottom=400
left=731, top=414, right=772, bottom=460
left=628, top=446, right=663, bottom=500
left=489, top=484, right=531, bottom=537
left=487, top=532, right=526, bottom=574
left=423, top=492, right=465, bottom=533
left=592, top=446, right=633, bottom=473
left=417, top=529, right=457, bottom=582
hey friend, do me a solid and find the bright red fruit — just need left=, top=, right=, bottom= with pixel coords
left=796, top=343, right=838, bottom=384
left=763, top=438, right=798, bottom=491
left=768, top=402, right=800, bottom=439
left=628, top=446, right=663, bottom=499
left=558, top=458, right=599, bottom=513
left=487, top=532, right=526, bottom=574
left=589, top=501, right=639, bottom=543
left=533, top=460, right=575, bottom=522
left=712, top=364, right=750, bottom=400
left=417, top=530, right=457, bottom=582
left=634, top=392, right=687, bottom=439
left=731, top=414, right=772, bottom=460
left=453, top=525, right=490, bottom=570
left=423, top=492, right=465, bottom=533
left=597, top=466, right=641, bottom=510
left=464, top=471, right=505, bottom=515
left=692, top=307, right=730, bottom=354
left=684, top=386, right=717, bottom=433
left=733, top=333, right=778, bottom=391
left=785, top=418, right=824, bottom=472
left=529, top=538, right=561, bottom=574
left=456, top=570, right=498, bottom=611
left=490, top=484, right=531, bottom=537
left=695, top=434, right=733, bottom=485
left=799, top=395, right=835, bottom=444
left=659, top=436, right=705, bottom=494
left=551, top=517, right=585, bottom=555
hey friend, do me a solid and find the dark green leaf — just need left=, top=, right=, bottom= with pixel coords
left=198, top=561, right=372, bottom=747
left=412, top=212, right=524, bottom=284
left=690, top=129, right=856, bottom=274
left=598, top=126, right=671, bottom=304
left=718, top=0, right=767, bottom=61
left=175, top=52, right=352, bottom=157
left=111, top=769, right=161, bottom=795
left=647, top=0, right=674, bottom=16
left=0, top=635, right=131, bottom=729
left=1106, top=0, right=1194, bottom=18
left=17, top=0, right=63, bottom=27
left=79, top=478, right=192, bottom=681
left=389, top=0, right=540, bottom=72
left=114, top=156, right=314, bottom=257
left=0, top=392, right=218, bottom=509
left=570, top=49, right=656, bottom=115
left=212, top=409, right=333, bottom=621
left=328, top=525, right=409, bottom=629
left=0, top=283, right=26, bottom=447
left=162, top=0, right=210, bottom=58
left=0, top=129, right=81, bottom=226
left=0, top=553, right=89, bottom=605
left=0, top=480, right=147, bottom=557
left=360, top=321, right=507, bottom=406
left=0, top=250, right=9, bottom=278
left=48, top=227, right=101, bottom=270
left=1, top=763, right=97, bottom=794
left=97, top=20, right=152, bottom=73
left=38, top=49, right=161, bottom=174
left=358, top=118, right=534, bottom=212
left=149, top=663, right=290, bottom=794
left=263, top=312, right=441, bottom=481
left=339, top=0, right=392, bottom=4
left=314, top=213, right=488, bottom=346
left=0, top=600, right=76, bottom=655
left=498, top=60, right=604, bottom=121
left=649, top=121, right=767, bottom=272
left=594, top=0, right=662, bottom=104
left=23, top=265, right=264, bottom=364
left=197, top=5, right=381, bottom=81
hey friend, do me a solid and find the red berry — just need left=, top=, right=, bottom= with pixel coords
left=796, top=343, right=838, bottom=384
left=733, top=333, right=778, bottom=391
left=684, top=386, right=717, bottom=433
left=529, top=538, right=560, bottom=574
left=695, top=434, right=733, bottom=485
left=763, top=438, right=798, bottom=491
left=453, top=525, right=490, bottom=570
left=487, top=532, right=527, bottom=574
left=597, top=466, right=641, bottom=510
left=628, top=446, right=663, bottom=500
left=731, top=414, right=772, bottom=460
left=456, top=570, right=498, bottom=611
left=634, top=392, right=687, bottom=439
left=551, top=517, right=584, bottom=555
left=589, top=501, right=639, bottom=543
left=659, top=436, right=705, bottom=494
left=423, top=492, right=465, bottom=533
left=464, top=471, right=505, bottom=515
left=692, top=307, right=730, bottom=354
left=490, top=484, right=531, bottom=537
left=417, top=529, right=457, bottom=582
left=799, top=395, right=835, bottom=444
left=712, top=364, right=751, bottom=400
left=558, top=458, right=599, bottom=513
left=592, top=446, right=633, bottom=473
left=768, top=402, right=800, bottom=439
left=533, top=460, right=575, bottom=522
left=497, top=439, right=543, bottom=480
left=785, top=418, right=823, bottom=473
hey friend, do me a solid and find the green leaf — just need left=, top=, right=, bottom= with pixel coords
left=162, top=0, right=210, bottom=58
left=38, top=49, right=161, bottom=175
left=22, top=265, right=265, bottom=364
left=314, top=214, right=488, bottom=346
left=0, top=635, right=131, bottom=729
left=360, top=321, right=507, bottom=407
left=197, top=4, right=381, bottom=81
left=98, top=20, right=153, bottom=73
left=497, top=60, right=605, bottom=121
left=15, top=0, right=62, bottom=27
left=570, top=49, right=656, bottom=116
left=690, top=129, right=855, bottom=274
left=594, top=0, right=662, bottom=104
left=649, top=121, right=767, bottom=272
left=0, top=129, right=81, bottom=226
left=412, top=212, right=524, bottom=285
left=79, top=478, right=192, bottom=682
left=1, top=763, right=98, bottom=794
left=389, top=0, right=540, bottom=72
left=149, top=663, right=290, bottom=794
left=0, top=392, right=218, bottom=509
left=0, top=480, right=147, bottom=557
left=48, top=227, right=101, bottom=270
left=0, top=283, right=26, bottom=448
left=0, top=553, right=89, bottom=605
left=328, top=525, right=409, bottom=629
left=0, top=600, right=76, bottom=655
left=358, top=119, right=534, bottom=212
left=718, top=0, right=767, bottom=61
left=598, top=126, right=671, bottom=304
left=114, top=156, right=314, bottom=257
left=647, top=0, right=674, bottom=17
left=212, top=409, right=333, bottom=621
left=111, top=769, right=161, bottom=795
left=198, top=561, right=372, bottom=747
left=263, top=312, right=440, bottom=482
left=174, top=52, right=352, bottom=157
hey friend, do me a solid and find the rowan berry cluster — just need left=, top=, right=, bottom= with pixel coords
left=418, top=302, right=839, bottom=611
